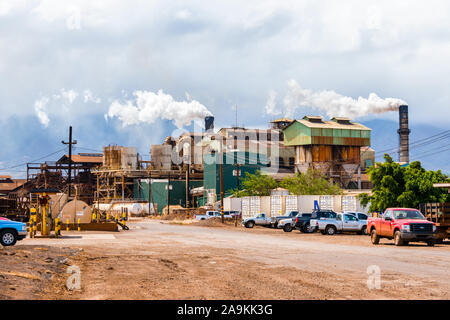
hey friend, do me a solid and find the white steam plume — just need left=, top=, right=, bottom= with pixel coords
left=106, top=90, right=212, bottom=128
left=271, top=80, right=407, bottom=119
left=264, top=90, right=280, bottom=116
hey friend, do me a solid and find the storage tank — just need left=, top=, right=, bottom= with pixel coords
left=60, top=200, right=92, bottom=224
left=49, top=193, right=68, bottom=219
left=111, top=202, right=144, bottom=216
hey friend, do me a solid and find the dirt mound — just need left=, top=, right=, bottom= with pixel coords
left=196, top=217, right=239, bottom=227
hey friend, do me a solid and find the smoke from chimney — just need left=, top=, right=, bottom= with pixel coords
left=267, top=80, right=407, bottom=119
left=106, top=90, right=213, bottom=129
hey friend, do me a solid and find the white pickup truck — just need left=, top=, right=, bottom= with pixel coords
left=194, top=211, right=232, bottom=220
left=310, top=212, right=368, bottom=235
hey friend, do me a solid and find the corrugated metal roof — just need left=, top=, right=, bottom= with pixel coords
left=295, top=119, right=371, bottom=131
left=58, top=154, right=103, bottom=164
left=271, top=118, right=293, bottom=123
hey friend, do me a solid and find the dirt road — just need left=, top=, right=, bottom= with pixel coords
left=3, top=219, right=450, bottom=300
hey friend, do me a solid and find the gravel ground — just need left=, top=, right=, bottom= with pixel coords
left=2, top=218, right=449, bottom=300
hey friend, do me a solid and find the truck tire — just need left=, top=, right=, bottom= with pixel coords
left=370, top=229, right=380, bottom=245
left=302, top=223, right=317, bottom=234
left=427, top=240, right=435, bottom=247
left=0, top=229, right=17, bottom=247
left=394, top=231, right=404, bottom=246
left=283, top=224, right=293, bottom=233
left=245, top=221, right=255, bottom=229
left=325, top=225, right=337, bottom=236
left=359, top=226, right=368, bottom=235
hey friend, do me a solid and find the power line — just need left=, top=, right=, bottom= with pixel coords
left=375, top=129, right=450, bottom=155
left=0, top=147, right=68, bottom=171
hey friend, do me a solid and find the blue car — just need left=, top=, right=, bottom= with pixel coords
left=0, top=217, right=27, bottom=246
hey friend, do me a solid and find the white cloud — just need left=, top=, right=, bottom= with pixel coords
left=83, top=89, right=101, bottom=103
left=60, top=88, right=78, bottom=104
left=34, top=97, right=50, bottom=127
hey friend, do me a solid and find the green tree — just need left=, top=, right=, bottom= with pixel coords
left=279, top=169, right=342, bottom=195
left=358, top=154, right=450, bottom=212
left=230, top=170, right=278, bottom=197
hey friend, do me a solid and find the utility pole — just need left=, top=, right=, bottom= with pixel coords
left=220, top=156, right=224, bottom=224
left=186, top=164, right=190, bottom=217
left=62, top=126, right=77, bottom=197
left=167, top=172, right=171, bottom=216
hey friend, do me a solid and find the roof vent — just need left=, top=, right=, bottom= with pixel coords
left=303, top=116, right=323, bottom=123
left=331, top=117, right=351, bottom=124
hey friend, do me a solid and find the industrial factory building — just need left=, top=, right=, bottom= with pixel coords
left=283, top=116, right=373, bottom=188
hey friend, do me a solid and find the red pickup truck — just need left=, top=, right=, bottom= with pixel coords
left=368, top=208, right=437, bottom=246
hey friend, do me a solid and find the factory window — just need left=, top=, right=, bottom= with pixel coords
left=289, top=157, right=295, bottom=166
left=351, top=130, right=361, bottom=138
left=361, top=131, right=370, bottom=138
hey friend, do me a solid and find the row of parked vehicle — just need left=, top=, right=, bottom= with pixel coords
left=241, top=207, right=439, bottom=246
left=242, top=210, right=368, bottom=235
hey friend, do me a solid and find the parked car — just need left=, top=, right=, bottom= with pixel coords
left=277, top=212, right=303, bottom=232
left=293, top=210, right=338, bottom=233
left=345, top=212, right=369, bottom=221
left=194, top=211, right=232, bottom=220
left=270, top=211, right=300, bottom=228
left=0, top=217, right=27, bottom=246
left=242, top=213, right=274, bottom=228
left=224, top=211, right=241, bottom=218
left=367, top=208, right=437, bottom=246
left=311, top=212, right=368, bottom=235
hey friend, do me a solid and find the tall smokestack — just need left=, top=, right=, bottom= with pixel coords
left=205, top=116, right=214, bottom=132
left=398, top=105, right=410, bottom=163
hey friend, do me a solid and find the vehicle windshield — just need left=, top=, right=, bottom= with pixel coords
left=393, top=210, right=425, bottom=220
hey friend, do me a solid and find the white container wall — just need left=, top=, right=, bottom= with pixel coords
left=319, top=196, right=334, bottom=210
left=270, top=195, right=283, bottom=217
left=242, top=197, right=250, bottom=218
left=285, top=195, right=298, bottom=212
left=342, top=196, right=357, bottom=212
left=249, top=196, right=261, bottom=217
left=298, top=195, right=320, bottom=212
left=260, top=196, right=271, bottom=216
left=224, top=197, right=242, bottom=212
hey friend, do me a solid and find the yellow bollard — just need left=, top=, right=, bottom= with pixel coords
left=55, top=218, right=60, bottom=237
left=106, top=213, right=109, bottom=221
left=77, top=218, right=81, bottom=232
left=66, top=219, right=70, bottom=232
left=29, top=219, right=34, bottom=238
left=122, top=210, right=127, bottom=226
left=92, top=213, right=96, bottom=221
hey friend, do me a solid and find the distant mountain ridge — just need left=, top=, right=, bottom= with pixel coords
left=361, top=119, right=449, bottom=174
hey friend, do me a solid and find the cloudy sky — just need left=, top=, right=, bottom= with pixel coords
left=1, top=0, right=449, bottom=176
